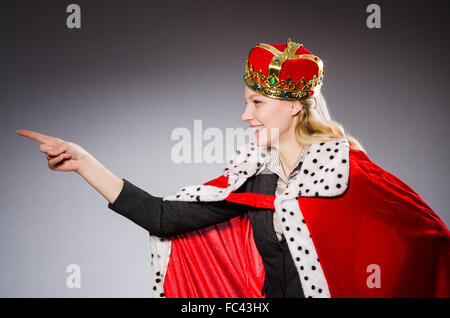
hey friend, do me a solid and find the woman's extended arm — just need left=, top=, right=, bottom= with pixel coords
left=16, top=129, right=249, bottom=237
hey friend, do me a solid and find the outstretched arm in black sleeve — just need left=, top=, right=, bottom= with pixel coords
left=107, top=178, right=248, bottom=238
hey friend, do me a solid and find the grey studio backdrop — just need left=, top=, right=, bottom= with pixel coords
left=1, top=0, right=449, bottom=297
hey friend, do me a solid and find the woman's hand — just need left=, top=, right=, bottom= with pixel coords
left=16, top=129, right=88, bottom=173
left=17, top=129, right=124, bottom=203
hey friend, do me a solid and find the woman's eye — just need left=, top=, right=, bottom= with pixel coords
left=254, top=100, right=261, bottom=104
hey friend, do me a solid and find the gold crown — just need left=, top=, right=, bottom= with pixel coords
left=243, top=39, right=324, bottom=100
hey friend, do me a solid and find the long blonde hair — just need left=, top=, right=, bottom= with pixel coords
left=292, top=92, right=365, bottom=152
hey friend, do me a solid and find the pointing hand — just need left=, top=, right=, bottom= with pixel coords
left=17, top=129, right=88, bottom=173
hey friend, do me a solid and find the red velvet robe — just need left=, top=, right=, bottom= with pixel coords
left=150, top=140, right=449, bottom=298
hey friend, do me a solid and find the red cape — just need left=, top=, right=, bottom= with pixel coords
left=162, top=148, right=449, bottom=297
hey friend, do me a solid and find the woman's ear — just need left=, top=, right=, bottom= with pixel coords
left=290, top=101, right=303, bottom=116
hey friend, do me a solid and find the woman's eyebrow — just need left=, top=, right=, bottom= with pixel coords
left=245, top=94, right=262, bottom=101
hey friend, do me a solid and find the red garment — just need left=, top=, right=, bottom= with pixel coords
left=163, top=148, right=449, bottom=297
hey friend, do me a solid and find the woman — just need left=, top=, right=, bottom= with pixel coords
left=17, top=39, right=449, bottom=298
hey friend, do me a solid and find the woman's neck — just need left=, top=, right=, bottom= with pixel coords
left=276, top=139, right=304, bottom=180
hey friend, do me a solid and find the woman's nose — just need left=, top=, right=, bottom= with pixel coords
left=241, top=104, right=254, bottom=122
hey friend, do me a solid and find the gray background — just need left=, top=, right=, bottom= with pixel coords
left=1, top=0, right=449, bottom=297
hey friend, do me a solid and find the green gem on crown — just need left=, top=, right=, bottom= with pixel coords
left=270, top=78, right=275, bottom=85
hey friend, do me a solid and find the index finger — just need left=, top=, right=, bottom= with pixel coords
left=16, top=129, right=62, bottom=145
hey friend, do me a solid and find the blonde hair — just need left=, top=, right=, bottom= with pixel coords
left=292, top=92, right=366, bottom=152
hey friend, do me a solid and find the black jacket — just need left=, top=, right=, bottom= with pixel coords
left=108, top=171, right=305, bottom=298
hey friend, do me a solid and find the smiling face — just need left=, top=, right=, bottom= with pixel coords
left=242, top=86, right=302, bottom=147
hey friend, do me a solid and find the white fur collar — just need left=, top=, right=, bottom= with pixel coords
left=164, top=137, right=350, bottom=202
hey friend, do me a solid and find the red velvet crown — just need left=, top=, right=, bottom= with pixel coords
left=244, top=39, right=324, bottom=100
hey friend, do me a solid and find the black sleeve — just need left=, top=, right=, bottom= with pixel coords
left=107, top=178, right=248, bottom=238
